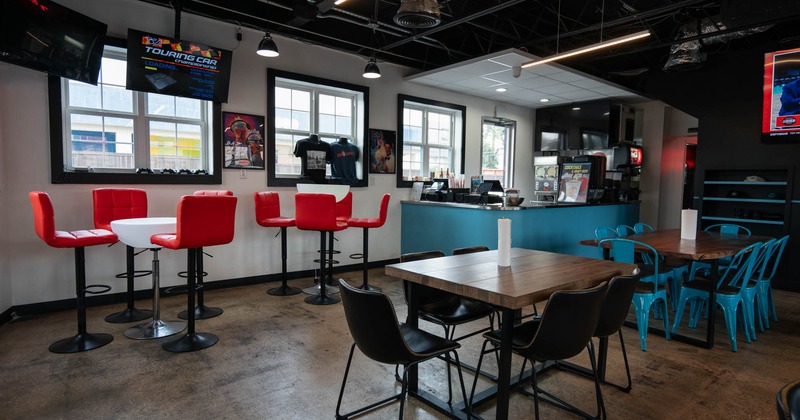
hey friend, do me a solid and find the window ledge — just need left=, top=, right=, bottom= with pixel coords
left=52, top=171, right=221, bottom=185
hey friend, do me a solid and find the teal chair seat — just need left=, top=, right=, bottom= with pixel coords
left=672, top=241, right=764, bottom=352
left=599, top=238, right=671, bottom=351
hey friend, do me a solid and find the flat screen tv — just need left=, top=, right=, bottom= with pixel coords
left=762, top=46, right=800, bottom=142
left=0, top=0, right=107, bottom=85
left=126, top=28, right=232, bottom=102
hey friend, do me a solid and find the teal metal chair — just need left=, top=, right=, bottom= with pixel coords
left=633, top=222, right=654, bottom=233
left=634, top=221, right=688, bottom=309
left=616, top=224, right=637, bottom=237
left=671, top=241, right=764, bottom=352
left=753, top=235, right=788, bottom=330
left=595, top=226, right=618, bottom=260
left=598, top=238, right=671, bottom=351
left=689, top=224, right=752, bottom=280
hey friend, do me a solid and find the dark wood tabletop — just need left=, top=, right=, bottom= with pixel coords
left=579, top=228, right=771, bottom=261
left=385, top=248, right=638, bottom=309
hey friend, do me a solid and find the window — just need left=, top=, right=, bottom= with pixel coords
left=481, top=117, right=516, bottom=188
left=48, top=38, right=221, bottom=184
left=267, top=69, right=368, bottom=187
left=396, top=95, right=465, bottom=187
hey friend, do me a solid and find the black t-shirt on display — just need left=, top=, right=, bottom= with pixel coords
left=294, top=136, right=332, bottom=184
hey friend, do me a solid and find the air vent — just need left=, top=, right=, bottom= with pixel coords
left=393, top=0, right=441, bottom=28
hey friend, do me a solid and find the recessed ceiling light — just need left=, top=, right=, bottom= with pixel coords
left=572, top=106, right=581, bottom=111
left=539, top=98, right=550, bottom=103
left=495, top=87, right=507, bottom=92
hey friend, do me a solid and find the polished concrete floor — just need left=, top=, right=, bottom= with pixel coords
left=1, top=268, right=799, bottom=419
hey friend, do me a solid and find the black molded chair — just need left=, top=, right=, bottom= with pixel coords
left=335, top=279, right=471, bottom=420
left=470, top=282, right=608, bottom=420
left=452, top=245, right=489, bottom=255
left=778, top=379, right=800, bottom=420
left=558, top=274, right=640, bottom=393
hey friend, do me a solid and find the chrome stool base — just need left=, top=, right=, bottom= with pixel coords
left=49, top=332, right=113, bottom=354
left=124, top=319, right=186, bottom=340
left=162, top=332, right=219, bottom=353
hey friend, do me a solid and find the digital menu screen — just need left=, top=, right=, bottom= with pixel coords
left=762, top=46, right=800, bottom=142
left=126, top=28, right=232, bottom=102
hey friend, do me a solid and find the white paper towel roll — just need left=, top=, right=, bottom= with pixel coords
left=498, top=218, right=512, bottom=266
left=681, top=209, right=698, bottom=240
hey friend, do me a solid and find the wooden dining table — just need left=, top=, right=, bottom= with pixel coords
left=385, top=248, right=638, bottom=420
left=579, top=228, right=772, bottom=349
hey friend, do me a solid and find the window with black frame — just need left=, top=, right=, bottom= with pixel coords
left=48, top=38, right=221, bottom=185
left=396, top=94, right=465, bottom=188
left=266, top=69, right=368, bottom=187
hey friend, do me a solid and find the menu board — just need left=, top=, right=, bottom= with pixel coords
left=558, top=162, right=591, bottom=203
left=126, top=29, right=232, bottom=102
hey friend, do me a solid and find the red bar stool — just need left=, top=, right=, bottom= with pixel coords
left=347, top=194, right=390, bottom=291
left=303, top=191, right=352, bottom=295
left=151, top=194, right=238, bottom=352
left=92, top=188, right=153, bottom=323
left=29, top=191, right=118, bottom=353
left=254, top=191, right=301, bottom=296
left=176, top=190, right=232, bottom=320
left=295, top=192, right=347, bottom=305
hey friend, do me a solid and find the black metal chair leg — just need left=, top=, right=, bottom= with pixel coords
left=105, top=245, right=152, bottom=323
left=359, top=228, right=381, bottom=291
left=268, top=227, right=301, bottom=296
left=306, top=232, right=340, bottom=305
left=163, top=248, right=218, bottom=352
left=178, top=247, right=222, bottom=320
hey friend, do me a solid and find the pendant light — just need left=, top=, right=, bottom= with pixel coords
left=257, top=33, right=279, bottom=57
left=362, top=57, right=381, bottom=79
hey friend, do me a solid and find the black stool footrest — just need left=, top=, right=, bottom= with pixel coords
left=114, top=269, right=152, bottom=279
left=163, top=283, right=203, bottom=295
left=314, top=259, right=339, bottom=265
left=349, top=253, right=363, bottom=260
left=177, top=270, right=208, bottom=279
left=85, top=284, right=112, bottom=295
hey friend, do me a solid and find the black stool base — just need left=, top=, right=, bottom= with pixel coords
left=305, top=293, right=340, bottom=305
left=178, top=305, right=223, bottom=320
left=267, top=284, right=302, bottom=296
left=49, top=332, right=113, bottom=354
left=104, top=307, right=152, bottom=324
left=162, top=332, right=219, bottom=353
left=360, top=283, right=382, bottom=292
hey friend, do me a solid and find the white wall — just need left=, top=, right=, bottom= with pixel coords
left=658, top=107, right=699, bottom=229
left=638, top=101, right=667, bottom=228
left=0, top=0, right=536, bottom=309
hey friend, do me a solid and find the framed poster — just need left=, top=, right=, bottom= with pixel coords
left=369, top=129, right=396, bottom=174
left=557, top=162, right=591, bottom=203
left=223, top=112, right=265, bottom=169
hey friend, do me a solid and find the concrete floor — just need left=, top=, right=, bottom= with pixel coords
left=1, top=268, right=799, bottom=419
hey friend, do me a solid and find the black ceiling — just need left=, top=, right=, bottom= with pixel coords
left=138, top=0, right=800, bottom=89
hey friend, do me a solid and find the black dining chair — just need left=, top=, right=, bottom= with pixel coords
left=452, top=245, right=489, bottom=255
left=399, top=250, right=496, bottom=404
left=469, top=282, right=609, bottom=419
left=558, top=274, right=640, bottom=393
left=777, top=379, right=800, bottom=420
left=335, top=279, right=471, bottom=420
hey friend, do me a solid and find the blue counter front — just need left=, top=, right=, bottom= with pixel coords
left=400, top=201, right=640, bottom=258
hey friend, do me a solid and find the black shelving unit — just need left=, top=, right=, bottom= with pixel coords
left=698, top=167, right=794, bottom=237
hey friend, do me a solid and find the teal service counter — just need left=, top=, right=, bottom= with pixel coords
left=400, top=200, right=640, bottom=258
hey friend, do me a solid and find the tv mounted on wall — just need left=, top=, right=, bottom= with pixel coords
left=762, top=46, right=800, bottom=142
left=126, top=28, right=233, bottom=102
left=0, top=0, right=107, bottom=85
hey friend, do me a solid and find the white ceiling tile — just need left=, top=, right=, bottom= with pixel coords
left=547, top=71, right=589, bottom=83
left=568, top=78, right=608, bottom=89
left=535, top=83, right=586, bottom=95
left=558, top=90, right=607, bottom=101
left=517, top=76, right=563, bottom=89
left=459, top=60, right=510, bottom=75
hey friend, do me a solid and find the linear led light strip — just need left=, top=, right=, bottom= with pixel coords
left=520, top=30, right=651, bottom=69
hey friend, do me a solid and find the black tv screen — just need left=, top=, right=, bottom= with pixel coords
left=126, top=28, right=232, bottom=102
left=0, top=0, right=107, bottom=85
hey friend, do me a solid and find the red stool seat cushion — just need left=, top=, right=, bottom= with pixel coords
left=254, top=191, right=296, bottom=228
left=295, top=193, right=347, bottom=232
left=30, top=191, right=118, bottom=248
left=92, top=188, right=147, bottom=231
left=151, top=195, right=237, bottom=250
left=347, top=194, right=390, bottom=229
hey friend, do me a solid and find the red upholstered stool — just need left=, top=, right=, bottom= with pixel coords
left=255, top=192, right=301, bottom=296
left=151, top=194, right=237, bottom=352
left=29, top=191, right=118, bottom=353
left=347, top=194, right=390, bottom=291
left=92, top=188, right=153, bottom=323
left=176, top=190, right=232, bottom=320
left=295, top=193, right=347, bottom=305
left=303, top=191, right=352, bottom=296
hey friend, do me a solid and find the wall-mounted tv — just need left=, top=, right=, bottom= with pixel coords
left=126, top=28, right=232, bottom=102
left=762, top=46, right=800, bottom=142
left=0, top=0, right=107, bottom=85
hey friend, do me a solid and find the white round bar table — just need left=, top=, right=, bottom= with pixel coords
left=296, top=184, right=350, bottom=296
left=110, top=217, right=186, bottom=340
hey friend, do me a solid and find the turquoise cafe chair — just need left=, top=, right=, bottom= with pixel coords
left=599, top=238, right=671, bottom=351
left=689, top=224, right=752, bottom=280
left=753, top=235, right=789, bottom=330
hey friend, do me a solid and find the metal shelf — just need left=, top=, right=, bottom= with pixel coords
left=701, top=216, right=784, bottom=226
left=703, top=181, right=787, bottom=186
left=702, top=197, right=786, bottom=204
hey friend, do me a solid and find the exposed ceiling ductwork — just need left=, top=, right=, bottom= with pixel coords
left=393, top=0, right=441, bottom=28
